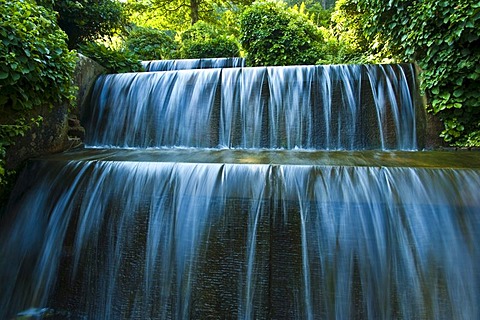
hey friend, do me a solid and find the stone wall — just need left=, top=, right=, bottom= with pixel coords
left=5, top=54, right=105, bottom=172
left=74, top=53, right=106, bottom=119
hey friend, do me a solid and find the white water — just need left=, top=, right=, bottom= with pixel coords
left=85, top=64, right=423, bottom=150
left=1, top=159, right=479, bottom=319
left=143, top=58, right=246, bottom=72
left=1, top=61, right=478, bottom=319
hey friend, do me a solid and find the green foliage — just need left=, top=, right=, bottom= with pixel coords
left=286, top=0, right=333, bottom=28
left=43, top=0, right=127, bottom=49
left=329, top=0, right=368, bottom=60
left=454, top=130, right=480, bottom=148
left=179, top=21, right=241, bottom=58
left=0, top=117, right=42, bottom=181
left=305, top=3, right=333, bottom=28
left=0, top=0, right=77, bottom=190
left=319, top=0, right=389, bottom=64
left=123, top=27, right=178, bottom=60
left=209, top=3, right=244, bottom=39
left=314, top=28, right=359, bottom=64
left=346, top=0, right=480, bottom=145
left=78, top=43, right=144, bottom=73
left=240, top=0, right=323, bottom=66
left=125, top=0, right=192, bottom=31
left=0, top=0, right=77, bottom=112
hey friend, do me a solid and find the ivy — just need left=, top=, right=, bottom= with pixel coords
left=346, top=0, right=480, bottom=146
left=0, top=0, right=77, bottom=191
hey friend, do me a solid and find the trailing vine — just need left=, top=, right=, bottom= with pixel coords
left=343, top=0, right=480, bottom=145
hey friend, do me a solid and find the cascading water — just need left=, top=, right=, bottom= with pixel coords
left=1, top=59, right=479, bottom=319
left=85, top=63, right=422, bottom=150
left=142, top=57, right=246, bottom=72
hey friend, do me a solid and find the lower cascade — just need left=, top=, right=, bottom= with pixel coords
left=1, top=60, right=479, bottom=319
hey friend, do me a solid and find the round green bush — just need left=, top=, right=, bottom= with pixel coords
left=181, top=37, right=240, bottom=59
left=179, top=21, right=241, bottom=59
left=240, top=0, right=323, bottom=66
left=124, top=27, right=177, bottom=60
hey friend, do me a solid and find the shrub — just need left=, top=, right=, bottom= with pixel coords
left=240, top=0, right=323, bottom=66
left=123, top=27, right=177, bottom=60
left=179, top=21, right=241, bottom=59
left=0, top=1, right=77, bottom=111
left=0, top=0, right=77, bottom=192
left=181, top=37, right=240, bottom=59
left=78, top=43, right=144, bottom=73
left=315, top=28, right=363, bottom=65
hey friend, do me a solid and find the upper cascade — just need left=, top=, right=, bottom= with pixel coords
left=84, top=61, right=425, bottom=151
left=142, top=57, right=246, bottom=72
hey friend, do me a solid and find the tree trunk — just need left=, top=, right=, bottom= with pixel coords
left=190, top=0, right=200, bottom=25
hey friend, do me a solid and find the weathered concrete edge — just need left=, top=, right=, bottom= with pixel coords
left=74, top=53, right=106, bottom=119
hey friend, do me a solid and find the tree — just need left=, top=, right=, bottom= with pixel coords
left=41, top=0, right=127, bottom=49
left=126, top=0, right=253, bottom=30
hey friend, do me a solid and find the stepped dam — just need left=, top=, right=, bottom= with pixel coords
left=1, top=59, right=479, bottom=319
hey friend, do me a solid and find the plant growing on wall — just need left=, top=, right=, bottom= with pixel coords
left=0, top=0, right=77, bottom=194
left=343, top=0, right=480, bottom=146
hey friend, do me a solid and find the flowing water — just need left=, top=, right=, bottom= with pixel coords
left=1, top=60, right=479, bottom=319
left=142, top=58, right=246, bottom=72
left=84, top=64, right=423, bottom=150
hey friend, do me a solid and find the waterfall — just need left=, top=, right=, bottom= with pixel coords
left=84, top=64, right=423, bottom=150
left=1, top=60, right=479, bottom=319
left=85, top=69, right=221, bottom=148
left=142, top=58, right=246, bottom=72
